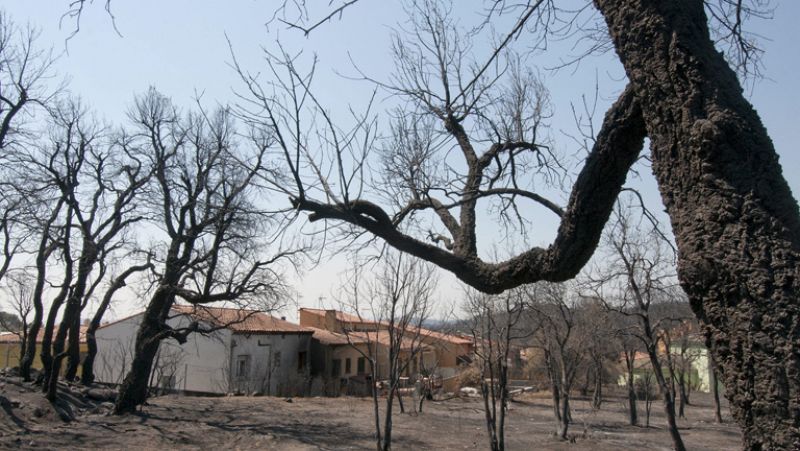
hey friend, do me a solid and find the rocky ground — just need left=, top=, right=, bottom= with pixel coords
left=0, top=377, right=741, bottom=450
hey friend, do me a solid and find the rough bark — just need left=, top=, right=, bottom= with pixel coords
left=596, top=1, right=800, bottom=448
left=46, top=242, right=96, bottom=400
left=113, top=288, right=174, bottom=414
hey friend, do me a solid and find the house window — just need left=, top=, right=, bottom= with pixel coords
left=345, top=358, right=352, bottom=374
left=273, top=351, right=281, bottom=368
left=298, top=351, right=307, bottom=372
left=236, top=355, right=250, bottom=379
left=357, top=357, right=366, bottom=375
left=332, top=359, right=341, bottom=377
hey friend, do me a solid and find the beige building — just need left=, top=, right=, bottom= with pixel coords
left=299, top=308, right=473, bottom=386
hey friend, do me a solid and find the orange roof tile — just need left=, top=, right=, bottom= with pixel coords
left=299, top=308, right=382, bottom=325
left=300, top=308, right=472, bottom=346
left=172, top=305, right=311, bottom=334
left=307, top=327, right=367, bottom=346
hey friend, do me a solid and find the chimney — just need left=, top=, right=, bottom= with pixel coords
left=325, top=310, right=340, bottom=332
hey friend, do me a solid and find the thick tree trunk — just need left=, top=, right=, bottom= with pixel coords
left=47, top=253, right=94, bottom=400
left=64, top=312, right=82, bottom=381
left=113, top=289, right=173, bottom=414
left=40, top=294, right=66, bottom=387
left=596, top=1, right=800, bottom=448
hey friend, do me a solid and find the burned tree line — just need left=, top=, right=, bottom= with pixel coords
left=0, top=13, right=300, bottom=414
left=460, top=250, right=712, bottom=451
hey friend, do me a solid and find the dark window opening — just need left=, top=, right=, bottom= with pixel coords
left=298, top=351, right=307, bottom=372
left=345, top=358, right=352, bottom=374
left=357, top=357, right=366, bottom=375
left=236, top=355, right=251, bottom=379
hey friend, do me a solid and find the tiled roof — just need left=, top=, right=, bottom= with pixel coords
left=299, top=308, right=382, bottom=325
left=171, top=305, right=311, bottom=334
left=414, top=327, right=474, bottom=345
left=0, top=326, right=88, bottom=344
left=347, top=330, right=429, bottom=351
left=307, top=327, right=367, bottom=346
left=300, top=308, right=473, bottom=346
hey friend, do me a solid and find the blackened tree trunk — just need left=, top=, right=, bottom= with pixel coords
left=596, top=1, right=800, bottom=448
left=39, top=276, right=72, bottom=387
left=20, top=200, right=64, bottom=381
left=46, top=248, right=95, bottom=400
left=627, top=371, right=638, bottom=426
left=113, top=289, right=174, bottom=414
left=64, top=305, right=83, bottom=381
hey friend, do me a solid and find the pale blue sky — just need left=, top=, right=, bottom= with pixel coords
left=3, top=1, right=798, bottom=319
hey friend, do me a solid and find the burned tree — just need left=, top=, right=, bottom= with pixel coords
left=526, top=281, right=590, bottom=441
left=336, top=251, right=436, bottom=451
left=0, top=10, right=61, bottom=151
left=0, top=271, right=34, bottom=359
left=113, top=88, right=295, bottom=414
left=464, top=287, right=531, bottom=451
left=31, top=100, right=153, bottom=400
left=80, top=257, right=154, bottom=385
left=587, top=207, right=692, bottom=450
left=258, top=1, right=800, bottom=446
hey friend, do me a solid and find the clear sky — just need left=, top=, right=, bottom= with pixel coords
left=3, top=1, right=799, bottom=321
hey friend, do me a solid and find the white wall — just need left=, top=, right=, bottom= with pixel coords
left=95, top=312, right=232, bottom=394
left=95, top=312, right=313, bottom=395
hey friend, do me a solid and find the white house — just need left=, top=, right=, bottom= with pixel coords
left=94, top=305, right=313, bottom=396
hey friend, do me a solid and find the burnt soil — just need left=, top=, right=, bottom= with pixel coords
left=0, top=377, right=741, bottom=450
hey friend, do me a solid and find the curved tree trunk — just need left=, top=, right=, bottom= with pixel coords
left=64, top=311, right=82, bottom=381
left=113, top=289, right=173, bottom=414
left=596, top=1, right=800, bottom=448
left=20, top=310, right=42, bottom=382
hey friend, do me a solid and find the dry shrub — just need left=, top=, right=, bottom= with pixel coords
left=456, top=365, right=482, bottom=390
